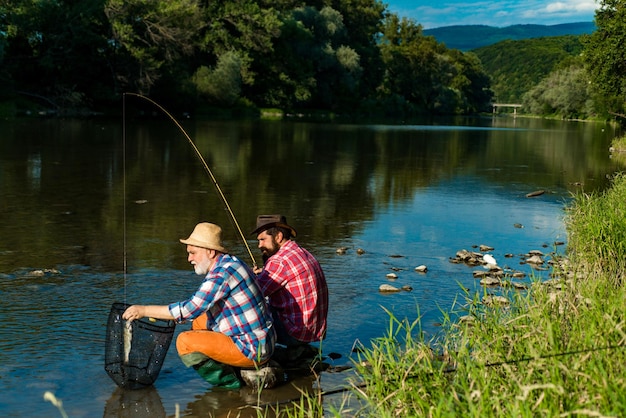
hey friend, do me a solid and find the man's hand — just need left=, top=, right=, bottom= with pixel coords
left=123, top=305, right=174, bottom=322
left=122, top=305, right=145, bottom=322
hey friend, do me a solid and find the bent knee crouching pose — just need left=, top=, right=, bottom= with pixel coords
left=176, top=313, right=268, bottom=368
left=123, top=222, right=276, bottom=389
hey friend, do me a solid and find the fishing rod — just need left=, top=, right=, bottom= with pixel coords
left=123, top=92, right=257, bottom=268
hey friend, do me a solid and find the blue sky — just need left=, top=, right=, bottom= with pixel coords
left=386, top=0, right=598, bottom=29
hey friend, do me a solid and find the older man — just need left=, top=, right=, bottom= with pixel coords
left=123, top=222, right=275, bottom=389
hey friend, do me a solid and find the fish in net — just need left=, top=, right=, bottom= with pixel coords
left=104, top=302, right=176, bottom=389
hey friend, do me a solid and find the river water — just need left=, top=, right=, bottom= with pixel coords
left=0, top=115, right=622, bottom=417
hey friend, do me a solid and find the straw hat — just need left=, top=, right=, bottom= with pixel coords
left=250, top=214, right=297, bottom=237
left=180, top=222, right=228, bottom=253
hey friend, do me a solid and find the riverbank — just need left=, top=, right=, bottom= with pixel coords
left=201, top=167, right=626, bottom=418
left=275, top=172, right=626, bottom=417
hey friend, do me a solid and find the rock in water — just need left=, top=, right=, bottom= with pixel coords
left=525, top=190, right=545, bottom=198
left=379, top=284, right=401, bottom=293
left=240, top=360, right=285, bottom=390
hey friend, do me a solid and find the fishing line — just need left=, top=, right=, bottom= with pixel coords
left=122, top=94, right=128, bottom=304
left=253, top=342, right=626, bottom=409
left=122, top=92, right=257, bottom=268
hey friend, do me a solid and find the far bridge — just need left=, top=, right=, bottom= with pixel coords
left=492, top=103, right=522, bottom=116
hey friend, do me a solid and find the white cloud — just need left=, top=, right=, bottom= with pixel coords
left=523, top=0, right=597, bottom=22
left=545, top=0, right=597, bottom=13
left=388, top=0, right=597, bottom=29
left=545, top=2, right=569, bottom=12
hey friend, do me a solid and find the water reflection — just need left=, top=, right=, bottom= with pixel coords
left=102, top=370, right=323, bottom=418
left=0, top=117, right=623, bottom=417
left=0, top=117, right=621, bottom=273
left=104, top=386, right=166, bottom=418
left=182, top=376, right=318, bottom=418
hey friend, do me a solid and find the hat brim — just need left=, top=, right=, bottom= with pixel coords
left=250, top=222, right=297, bottom=237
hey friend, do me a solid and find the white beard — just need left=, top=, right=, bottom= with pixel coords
left=192, top=259, right=211, bottom=275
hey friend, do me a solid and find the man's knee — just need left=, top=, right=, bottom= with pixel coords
left=175, top=331, right=194, bottom=356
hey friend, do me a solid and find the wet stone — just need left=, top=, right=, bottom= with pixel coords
left=240, top=360, right=285, bottom=390
left=414, top=265, right=428, bottom=273
left=379, top=284, right=401, bottom=293
left=526, top=255, right=544, bottom=265
left=480, top=277, right=501, bottom=286
left=482, top=295, right=510, bottom=307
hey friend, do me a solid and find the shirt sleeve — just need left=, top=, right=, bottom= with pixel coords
left=168, top=272, right=229, bottom=323
left=255, top=257, right=290, bottom=296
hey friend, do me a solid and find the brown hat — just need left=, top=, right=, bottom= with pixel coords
left=179, top=222, right=228, bottom=252
left=251, top=214, right=297, bottom=237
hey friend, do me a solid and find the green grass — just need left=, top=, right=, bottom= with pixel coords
left=611, top=135, right=626, bottom=152
left=566, top=172, right=626, bottom=284
left=611, top=135, right=626, bottom=166
left=305, top=173, right=626, bottom=417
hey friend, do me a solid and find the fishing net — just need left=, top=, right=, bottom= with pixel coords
left=105, top=302, right=176, bottom=389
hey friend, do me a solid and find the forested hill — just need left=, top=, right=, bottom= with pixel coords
left=472, top=35, right=585, bottom=104
left=424, top=22, right=596, bottom=51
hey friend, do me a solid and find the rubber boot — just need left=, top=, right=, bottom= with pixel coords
left=180, top=352, right=210, bottom=368
left=193, top=359, right=242, bottom=389
left=180, top=352, right=242, bottom=389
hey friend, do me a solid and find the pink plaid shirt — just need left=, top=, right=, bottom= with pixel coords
left=255, top=240, right=328, bottom=343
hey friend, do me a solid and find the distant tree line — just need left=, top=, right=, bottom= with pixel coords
left=424, top=22, right=595, bottom=51
left=0, top=0, right=493, bottom=117
left=473, top=0, right=626, bottom=122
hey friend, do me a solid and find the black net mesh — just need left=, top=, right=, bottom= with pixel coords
left=104, top=302, right=176, bottom=389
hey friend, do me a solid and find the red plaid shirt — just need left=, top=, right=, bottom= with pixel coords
left=255, top=240, right=328, bottom=343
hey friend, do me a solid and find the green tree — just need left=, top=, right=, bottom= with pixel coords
left=192, top=51, right=243, bottom=105
left=249, top=5, right=362, bottom=109
left=328, top=0, right=386, bottom=104
left=105, top=0, right=203, bottom=94
left=378, top=15, right=441, bottom=113
left=191, top=1, right=281, bottom=107
left=522, top=62, right=594, bottom=118
left=3, top=0, right=112, bottom=107
left=200, top=0, right=280, bottom=56
left=583, top=0, right=626, bottom=117
left=377, top=14, right=491, bottom=114
left=300, top=6, right=362, bottom=108
left=446, top=49, right=493, bottom=113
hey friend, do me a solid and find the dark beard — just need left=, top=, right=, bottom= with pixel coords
left=261, top=238, right=279, bottom=259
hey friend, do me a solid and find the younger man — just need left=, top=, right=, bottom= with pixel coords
left=251, top=215, right=328, bottom=347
